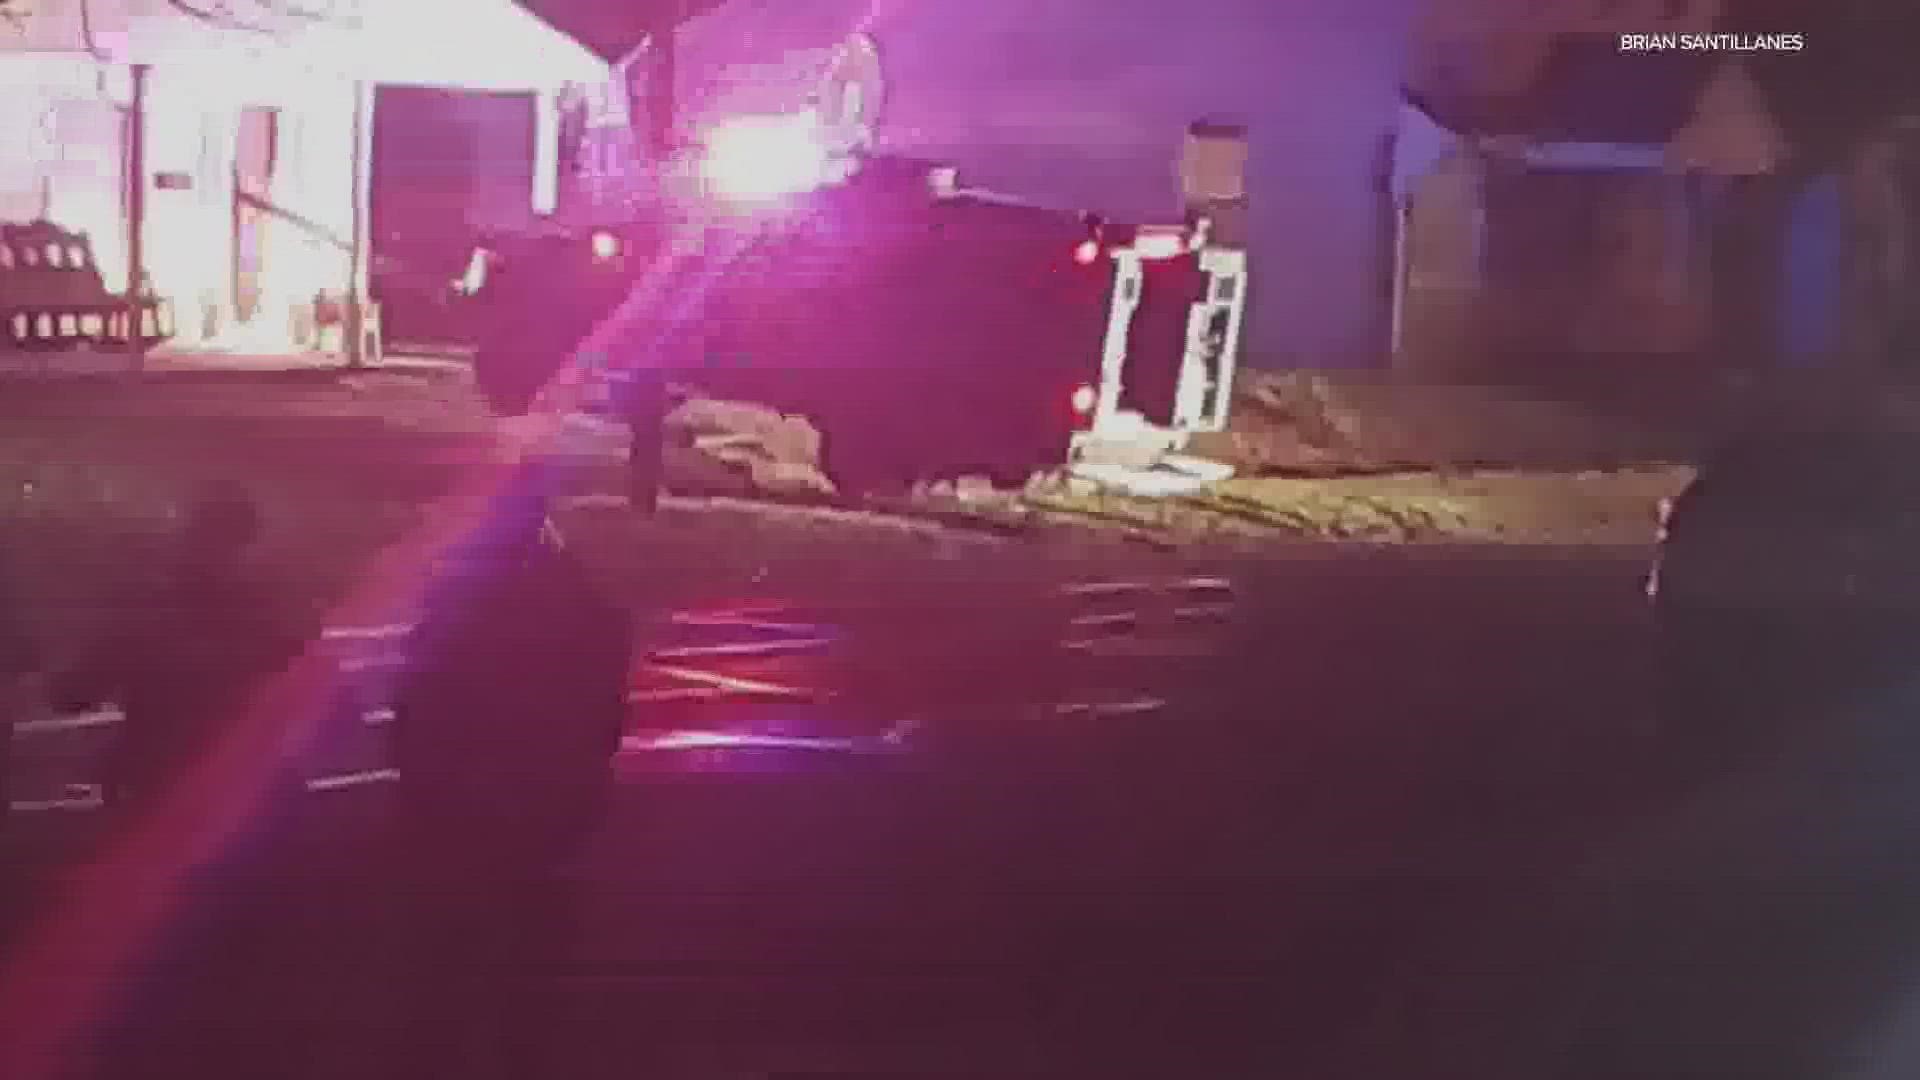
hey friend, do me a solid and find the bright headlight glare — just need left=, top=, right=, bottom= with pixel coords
left=700, top=111, right=836, bottom=201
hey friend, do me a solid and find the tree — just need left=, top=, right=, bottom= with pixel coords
left=1719, top=0, right=1920, bottom=371
left=1722, top=0, right=1919, bottom=172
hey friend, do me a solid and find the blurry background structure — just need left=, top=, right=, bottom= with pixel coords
left=0, top=0, right=605, bottom=362
left=1396, top=0, right=1920, bottom=383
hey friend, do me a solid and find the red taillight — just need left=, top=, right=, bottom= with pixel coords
left=1071, top=384, right=1097, bottom=415
left=1073, top=240, right=1100, bottom=265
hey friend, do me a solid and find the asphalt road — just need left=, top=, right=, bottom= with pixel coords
left=17, top=540, right=1825, bottom=1078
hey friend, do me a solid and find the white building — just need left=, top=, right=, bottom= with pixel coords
left=0, top=0, right=606, bottom=357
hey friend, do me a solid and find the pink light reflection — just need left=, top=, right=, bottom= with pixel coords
left=0, top=234, right=727, bottom=1080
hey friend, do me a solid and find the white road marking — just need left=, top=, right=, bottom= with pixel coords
left=1172, top=603, right=1235, bottom=621
left=669, top=612, right=828, bottom=636
left=1068, top=611, right=1139, bottom=630
left=16, top=588, right=1236, bottom=785
left=1054, top=697, right=1166, bottom=717
left=339, top=653, right=407, bottom=674
left=12, top=707, right=124, bottom=736
left=679, top=603, right=799, bottom=620
left=648, top=637, right=834, bottom=660
left=1062, top=637, right=1217, bottom=658
left=306, top=768, right=400, bottom=792
left=9, top=785, right=104, bottom=813
left=1060, top=580, right=1153, bottom=597
left=622, top=730, right=873, bottom=753
left=628, top=686, right=751, bottom=703
left=641, top=663, right=820, bottom=699
left=322, top=623, right=413, bottom=641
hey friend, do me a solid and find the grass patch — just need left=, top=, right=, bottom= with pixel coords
left=0, top=371, right=1119, bottom=660
left=1005, top=467, right=1690, bottom=547
left=0, top=366, right=1686, bottom=673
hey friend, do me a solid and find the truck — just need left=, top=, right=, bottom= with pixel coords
left=466, top=1, right=1267, bottom=499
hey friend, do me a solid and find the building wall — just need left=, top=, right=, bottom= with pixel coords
left=1397, top=149, right=1850, bottom=380
left=0, top=51, right=396, bottom=348
left=1835, top=122, right=1920, bottom=370
left=373, top=87, right=538, bottom=238
left=1480, top=168, right=1708, bottom=361
left=142, top=63, right=357, bottom=344
left=0, top=57, right=130, bottom=287
left=1782, top=173, right=1844, bottom=367
left=564, top=56, right=643, bottom=217
left=6, top=4, right=594, bottom=352
left=1394, top=127, right=1721, bottom=379
left=1398, top=148, right=1486, bottom=377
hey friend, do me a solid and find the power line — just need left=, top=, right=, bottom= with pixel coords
left=79, top=0, right=113, bottom=58
left=163, top=0, right=286, bottom=36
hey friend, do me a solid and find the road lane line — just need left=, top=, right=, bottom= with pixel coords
left=1054, top=697, right=1166, bottom=717
left=628, top=686, right=754, bottom=703
left=1062, top=637, right=1217, bottom=657
left=1060, top=580, right=1153, bottom=597
left=370, top=687, right=748, bottom=717
left=668, top=613, right=829, bottom=636
left=649, top=637, right=834, bottom=660
left=675, top=602, right=800, bottom=621
left=321, top=623, right=414, bottom=641
left=12, top=708, right=124, bottom=736
left=9, top=786, right=104, bottom=813
left=622, top=730, right=872, bottom=753
left=1172, top=603, right=1235, bottom=621
left=306, top=768, right=400, bottom=792
left=641, top=664, right=819, bottom=698
left=1068, top=611, right=1139, bottom=630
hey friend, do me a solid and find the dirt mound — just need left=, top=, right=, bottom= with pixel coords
left=1192, top=370, right=1731, bottom=476
left=663, top=396, right=836, bottom=500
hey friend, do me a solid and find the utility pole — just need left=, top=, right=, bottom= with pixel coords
left=345, top=78, right=374, bottom=368
left=125, top=63, right=150, bottom=375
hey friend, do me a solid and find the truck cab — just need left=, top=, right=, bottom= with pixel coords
left=472, top=154, right=1095, bottom=485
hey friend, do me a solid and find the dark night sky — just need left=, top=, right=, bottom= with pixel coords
left=1723, top=0, right=1920, bottom=171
